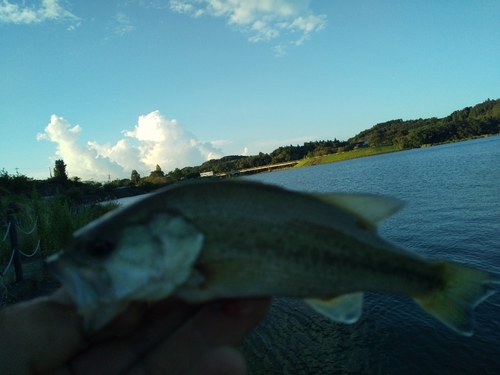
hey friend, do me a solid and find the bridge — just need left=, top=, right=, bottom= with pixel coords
left=216, top=161, right=299, bottom=177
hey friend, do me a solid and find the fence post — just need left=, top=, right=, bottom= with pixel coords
left=7, top=209, right=24, bottom=282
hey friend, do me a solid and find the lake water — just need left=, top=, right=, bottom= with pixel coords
left=120, top=136, right=500, bottom=374
left=239, top=136, right=500, bottom=375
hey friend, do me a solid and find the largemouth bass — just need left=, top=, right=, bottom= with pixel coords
left=47, top=180, right=499, bottom=334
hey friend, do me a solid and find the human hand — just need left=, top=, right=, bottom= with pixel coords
left=0, top=289, right=271, bottom=375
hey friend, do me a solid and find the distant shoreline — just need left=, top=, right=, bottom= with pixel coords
left=293, top=134, right=499, bottom=169
left=294, top=145, right=398, bottom=168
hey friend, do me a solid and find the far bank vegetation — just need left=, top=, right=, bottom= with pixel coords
left=1, top=98, right=499, bottom=260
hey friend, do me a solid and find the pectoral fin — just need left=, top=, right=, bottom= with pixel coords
left=305, top=292, right=364, bottom=323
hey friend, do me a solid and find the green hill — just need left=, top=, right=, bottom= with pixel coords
left=349, top=98, right=500, bottom=149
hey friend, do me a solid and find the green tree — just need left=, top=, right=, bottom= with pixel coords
left=0, top=170, right=34, bottom=196
left=150, top=164, right=165, bottom=178
left=71, top=176, right=81, bottom=184
left=169, top=168, right=183, bottom=181
left=53, top=159, right=68, bottom=183
left=131, top=170, right=141, bottom=184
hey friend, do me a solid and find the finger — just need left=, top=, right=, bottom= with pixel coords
left=0, top=288, right=85, bottom=375
left=87, top=301, right=148, bottom=342
left=67, top=299, right=202, bottom=375
left=193, top=298, right=271, bottom=346
left=196, top=347, right=247, bottom=375
left=128, top=297, right=271, bottom=375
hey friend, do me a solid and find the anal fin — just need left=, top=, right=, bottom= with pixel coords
left=305, top=292, right=364, bottom=324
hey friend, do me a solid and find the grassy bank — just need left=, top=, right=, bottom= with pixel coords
left=294, top=145, right=399, bottom=168
left=0, top=192, right=118, bottom=263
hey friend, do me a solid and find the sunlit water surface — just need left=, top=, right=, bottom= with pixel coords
left=241, top=136, right=500, bottom=375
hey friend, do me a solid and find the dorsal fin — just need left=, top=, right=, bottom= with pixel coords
left=314, top=192, right=405, bottom=229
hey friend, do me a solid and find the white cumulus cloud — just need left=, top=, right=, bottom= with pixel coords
left=37, top=111, right=225, bottom=181
left=122, top=110, right=222, bottom=171
left=0, top=0, right=78, bottom=25
left=36, top=115, right=125, bottom=180
left=168, top=0, right=326, bottom=55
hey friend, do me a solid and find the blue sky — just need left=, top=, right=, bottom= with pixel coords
left=1, top=0, right=499, bottom=181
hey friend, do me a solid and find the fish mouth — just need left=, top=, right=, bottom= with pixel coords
left=46, top=253, right=104, bottom=309
left=46, top=252, right=132, bottom=332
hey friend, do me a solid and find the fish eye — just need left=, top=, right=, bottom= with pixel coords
left=87, top=239, right=115, bottom=257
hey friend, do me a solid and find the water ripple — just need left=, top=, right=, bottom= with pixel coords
left=244, top=136, right=500, bottom=374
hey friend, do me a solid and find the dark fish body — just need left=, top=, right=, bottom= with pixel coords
left=48, top=180, right=499, bottom=334
left=165, top=182, right=435, bottom=300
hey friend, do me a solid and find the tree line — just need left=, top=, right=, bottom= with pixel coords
left=2, top=98, right=499, bottom=202
left=349, top=98, right=500, bottom=149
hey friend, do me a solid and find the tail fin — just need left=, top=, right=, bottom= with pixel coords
left=414, top=262, right=500, bottom=336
